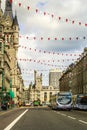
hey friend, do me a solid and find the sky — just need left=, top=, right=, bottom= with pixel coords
left=1, top=0, right=87, bottom=87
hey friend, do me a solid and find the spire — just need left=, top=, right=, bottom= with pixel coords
left=13, top=11, right=19, bottom=26
left=0, top=0, right=3, bottom=17
left=4, top=0, right=13, bottom=19
left=0, top=0, right=1, bottom=9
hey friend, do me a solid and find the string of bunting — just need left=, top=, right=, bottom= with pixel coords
left=18, top=58, right=68, bottom=68
left=19, top=45, right=81, bottom=57
left=17, top=58, right=78, bottom=63
left=21, top=68, right=87, bottom=82
left=19, top=35, right=87, bottom=41
left=17, top=58, right=87, bottom=68
left=14, top=1, right=87, bottom=27
left=4, top=34, right=87, bottom=41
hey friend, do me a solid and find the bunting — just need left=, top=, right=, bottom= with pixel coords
left=19, top=35, right=86, bottom=41
left=15, top=2, right=87, bottom=27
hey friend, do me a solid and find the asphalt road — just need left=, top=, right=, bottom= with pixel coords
left=0, top=107, right=87, bottom=130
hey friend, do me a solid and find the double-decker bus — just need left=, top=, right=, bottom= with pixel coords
left=50, top=92, right=72, bottom=110
left=73, top=94, right=87, bottom=110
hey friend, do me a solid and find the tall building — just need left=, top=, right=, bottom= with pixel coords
left=49, top=69, right=62, bottom=89
left=0, top=0, right=24, bottom=105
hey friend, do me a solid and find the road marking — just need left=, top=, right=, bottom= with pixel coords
left=61, top=113, right=66, bottom=116
left=67, top=116, right=76, bottom=120
left=79, top=120, right=87, bottom=125
left=4, top=109, right=28, bottom=130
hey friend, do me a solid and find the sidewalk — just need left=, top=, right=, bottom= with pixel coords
left=0, top=106, right=21, bottom=115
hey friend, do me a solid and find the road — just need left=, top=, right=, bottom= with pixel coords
left=0, top=107, right=87, bottom=130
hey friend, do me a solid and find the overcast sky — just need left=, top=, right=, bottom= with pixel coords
left=2, top=0, right=87, bottom=87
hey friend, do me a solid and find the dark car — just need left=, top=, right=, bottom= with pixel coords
left=1, top=103, right=8, bottom=110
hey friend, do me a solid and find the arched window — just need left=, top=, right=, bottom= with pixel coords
left=44, top=92, right=47, bottom=101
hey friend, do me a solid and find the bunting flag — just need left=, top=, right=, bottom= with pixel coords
left=10, top=0, right=12, bottom=4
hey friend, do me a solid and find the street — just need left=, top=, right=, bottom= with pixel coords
left=0, top=107, right=87, bottom=130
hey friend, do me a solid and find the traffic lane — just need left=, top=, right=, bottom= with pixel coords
left=54, top=109, right=87, bottom=122
left=11, top=109, right=87, bottom=130
left=0, top=108, right=27, bottom=130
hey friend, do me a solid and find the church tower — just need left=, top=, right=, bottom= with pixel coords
left=35, top=71, right=42, bottom=90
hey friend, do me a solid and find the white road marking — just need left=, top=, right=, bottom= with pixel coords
left=61, top=113, right=66, bottom=116
left=79, top=120, right=87, bottom=125
left=4, top=109, right=28, bottom=130
left=67, top=116, right=76, bottom=120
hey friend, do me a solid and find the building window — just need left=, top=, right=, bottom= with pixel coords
left=50, top=92, right=52, bottom=100
left=44, top=92, right=47, bottom=101
left=7, top=27, right=9, bottom=30
left=0, top=42, right=2, bottom=52
left=0, top=26, right=2, bottom=33
left=0, top=60, right=1, bottom=66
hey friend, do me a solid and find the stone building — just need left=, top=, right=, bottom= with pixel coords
left=0, top=0, right=24, bottom=105
left=29, top=70, right=59, bottom=104
left=59, top=48, right=87, bottom=94
left=49, top=69, right=62, bottom=89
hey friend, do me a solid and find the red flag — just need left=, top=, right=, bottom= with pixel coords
left=72, top=21, right=75, bottom=24
left=27, top=6, right=30, bottom=10
left=55, top=38, right=57, bottom=40
left=48, top=38, right=50, bottom=40
left=58, top=17, right=61, bottom=20
left=51, top=14, right=54, bottom=18
left=41, top=37, right=43, bottom=40
left=79, top=22, right=81, bottom=25
left=66, top=19, right=68, bottom=22
left=36, top=9, right=38, bottom=13
left=69, top=37, right=72, bottom=40
left=44, top=12, right=46, bottom=15
left=62, top=38, right=64, bottom=40
left=19, top=3, right=21, bottom=7
left=10, top=0, right=12, bottom=4
left=76, top=37, right=78, bottom=40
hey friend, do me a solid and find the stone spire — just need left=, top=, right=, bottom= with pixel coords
left=13, top=11, right=19, bottom=26
left=0, top=0, right=1, bottom=9
left=0, top=0, right=3, bottom=17
left=4, top=0, right=13, bottom=19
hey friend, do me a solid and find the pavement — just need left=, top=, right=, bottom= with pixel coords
left=0, top=106, right=23, bottom=115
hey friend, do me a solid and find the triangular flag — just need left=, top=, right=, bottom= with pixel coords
left=10, top=0, right=12, bottom=4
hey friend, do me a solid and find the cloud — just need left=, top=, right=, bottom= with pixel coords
left=2, top=0, right=87, bottom=86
